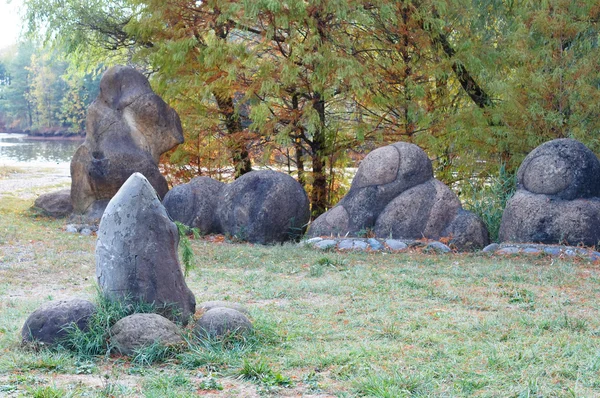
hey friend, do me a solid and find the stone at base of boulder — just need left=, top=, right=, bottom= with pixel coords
left=69, top=199, right=110, bottom=225
left=194, top=308, right=252, bottom=337
left=33, top=189, right=73, bottom=218
left=22, top=299, right=96, bottom=346
left=110, top=313, right=184, bottom=356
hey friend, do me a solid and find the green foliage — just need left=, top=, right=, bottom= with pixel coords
left=19, top=0, right=600, bottom=212
left=132, top=340, right=180, bottom=366
left=24, top=385, right=67, bottom=398
left=0, top=41, right=100, bottom=133
left=62, top=289, right=157, bottom=358
left=463, top=164, right=517, bottom=242
left=198, top=376, right=223, bottom=391
left=238, top=359, right=293, bottom=388
left=175, top=221, right=199, bottom=278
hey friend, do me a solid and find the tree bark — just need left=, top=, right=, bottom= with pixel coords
left=310, top=93, right=328, bottom=218
left=214, top=93, right=252, bottom=179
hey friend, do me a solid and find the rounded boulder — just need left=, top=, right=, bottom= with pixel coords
left=22, top=299, right=96, bottom=346
left=163, top=177, right=225, bottom=234
left=110, top=313, right=184, bottom=356
left=33, top=189, right=73, bottom=218
left=217, top=170, right=310, bottom=243
left=194, top=308, right=252, bottom=337
left=518, top=138, right=600, bottom=200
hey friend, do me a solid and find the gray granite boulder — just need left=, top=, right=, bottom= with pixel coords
left=517, top=138, right=600, bottom=200
left=374, top=179, right=460, bottom=240
left=71, top=65, right=183, bottom=221
left=500, top=190, right=600, bottom=246
left=310, top=143, right=433, bottom=236
left=22, top=299, right=96, bottom=346
left=163, top=177, right=225, bottom=235
left=217, top=170, right=310, bottom=243
left=308, top=142, right=489, bottom=251
left=500, top=139, right=600, bottom=246
left=33, top=189, right=73, bottom=218
left=96, top=173, right=196, bottom=324
left=194, top=307, right=252, bottom=337
left=110, top=313, right=184, bottom=356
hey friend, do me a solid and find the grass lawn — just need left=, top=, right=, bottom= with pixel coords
left=1, top=194, right=600, bottom=397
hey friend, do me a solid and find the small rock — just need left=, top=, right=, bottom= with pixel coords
left=482, top=243, right=500, bottom=253
left=315, top=239, right=337, bottom=249
left=497, top=247, right=520, bottom=255
left=66, top=225, right=78, bottom=233
left=80, top=228, right=93, bottom=236
left=367, top=238, right=383, bottom=251
left=424, top=241, right=451, bottom=253
left=338, top=239, right=356, bottom=250
left=198, top=301, right=249, bottom=315
left=305, top=237, right=323, bottom=244
left=110, top=313, right=184, bottom=356
left=22, top=299, right=96, bottom=346
left=522, top=247, right=542, bottom=255
left=33, top=189, right=73, bottom=218
left=589, top=252, right=600, bottom=262
left=543, top=247, right=562, bottom=256
left=353, top=240, right=369, bottom=250
left=194, top=308, right=252, bottom=337
left=385, top=239, right=408, bottom=251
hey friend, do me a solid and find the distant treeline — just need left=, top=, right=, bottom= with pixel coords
left=0, top=41, right=102, bottom=137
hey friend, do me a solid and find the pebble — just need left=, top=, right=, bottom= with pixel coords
left=385, top=239, right=408, bottom=251
left=304, top=239, right=600, bottom=261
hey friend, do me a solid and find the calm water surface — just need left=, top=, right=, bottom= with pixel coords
left=0, top=133, right=82, bottom=168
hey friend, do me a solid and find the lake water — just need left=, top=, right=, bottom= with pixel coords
left=0, top=133, right=82, bottom=170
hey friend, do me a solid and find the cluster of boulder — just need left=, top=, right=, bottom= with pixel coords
left=163, top=170, right=310, bottom=244
left=22, top=64, right=600, bottom=355
left=31, top=65, right=600, bottom=254
left=307, top=142, right=489, bottom=251
left=23, top=173, right=253, bottom=352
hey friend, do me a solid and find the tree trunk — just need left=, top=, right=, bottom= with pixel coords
left=214, top=93, right=252, bottom=179
left=310, top=93, right=328, bottom=218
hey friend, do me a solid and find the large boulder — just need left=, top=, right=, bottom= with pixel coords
left=500, top=140, right=600, bottom=246
left=110, top=313, right=184, bottom=356
left=217, top=170, right=310, bottom=243
left=96, top=173, right=196, bottom=324
left=71, top=65, right=183, bottom=222
left=33, top=189, right=73, bottom=218
left=162, top=177, right=225, bottom=235
left=308, top=142, right=489, bottom=251
left=517, top=138, right=600, bottom=200
left=165, top=170, right=310, bottom=244
left=22, top=299, right=96, bottom=346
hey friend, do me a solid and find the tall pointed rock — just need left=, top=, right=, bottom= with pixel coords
left=96, top=173, right=195, bottom=324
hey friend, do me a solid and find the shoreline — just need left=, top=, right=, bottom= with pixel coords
left=1, top=131, right=85, bottom=141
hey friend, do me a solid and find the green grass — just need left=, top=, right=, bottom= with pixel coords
left=2, top=197, right=600, bottom=396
